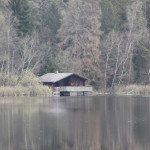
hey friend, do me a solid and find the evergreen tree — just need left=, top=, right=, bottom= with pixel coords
left=9, top=0, right=37, bottom=37
left=42, top=0, right=61, bottom=36
left=146, top=0, right=150, bottom=28
left=100, top=0, right=116, bottom=34
left=100, top=0, right=131, bottom=34
left=0, top=0, right=8, bottom=9
left=133, top=42, right=150, bottom=83
left=39, top=58, right=58, bottom=75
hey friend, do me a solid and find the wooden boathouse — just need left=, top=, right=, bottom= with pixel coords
left=39, top=72, right=93, bottom=96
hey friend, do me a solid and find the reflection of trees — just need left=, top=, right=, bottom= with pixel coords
left=133, top=98, right=150, bottom=147
left=39, top=98, right=101, bottom=150
left=100, top=96, right=150, bottom=150
left=0, top=99, right=41, bottom=150
left=0, top=98, right=100, bottom=150
left=1, top=96, right=150, bottom=150
left=0, top=103, right=25, bottom=150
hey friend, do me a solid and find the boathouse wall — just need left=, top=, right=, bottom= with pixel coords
left=55, top=75, right=86, bottom=87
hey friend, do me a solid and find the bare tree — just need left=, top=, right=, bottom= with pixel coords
left=15, top=34, right=43, bottom=75
left=101, top=0, right=147, bottom=88
left=101, top=31, right=116, bottom=89
left=118, top=0, right=147, bottom=85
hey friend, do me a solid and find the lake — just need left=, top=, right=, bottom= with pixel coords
left=0, top=95, right=150, bottom=150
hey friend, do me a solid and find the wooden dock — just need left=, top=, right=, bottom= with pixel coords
left=53, top=86, right=93, bottom=96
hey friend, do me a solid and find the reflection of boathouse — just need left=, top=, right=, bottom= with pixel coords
left=39, top=72, right=93, bottom=96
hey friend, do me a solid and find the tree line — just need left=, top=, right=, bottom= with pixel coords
left=0, top=0, right=150, bottom=89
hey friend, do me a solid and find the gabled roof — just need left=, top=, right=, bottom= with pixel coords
left=39, top=73, right=87, bottom=83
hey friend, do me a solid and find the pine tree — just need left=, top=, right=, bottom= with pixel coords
left=146, top=0, right=150, bottom=28
left=0, top=0, right=8, bottom=9
left=42, top=0, right=61, bottom=35
left=100, top=0, right=116, bottom=34
left=9, top=0, right=37, bottom=37
left=100, top=0, right=131, bottom=34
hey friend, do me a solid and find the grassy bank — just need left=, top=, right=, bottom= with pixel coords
left=0, top=70, right=52, bottom=97
left=114, top=85, right=150, bottom=95
left=0, top=85, right=52, bottom=97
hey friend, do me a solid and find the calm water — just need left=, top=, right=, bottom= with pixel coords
left=0, top=95, right=150, bottom=150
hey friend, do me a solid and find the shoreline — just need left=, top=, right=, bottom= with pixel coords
left=94, top=84, right=150, bottom=96
left=1, top=84, right=150, bottom=98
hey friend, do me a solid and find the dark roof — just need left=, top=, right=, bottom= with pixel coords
left=39, top=73, right=87, bottom=83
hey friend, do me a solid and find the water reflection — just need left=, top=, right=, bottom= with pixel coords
left=0, top=96, right=150, bottom=150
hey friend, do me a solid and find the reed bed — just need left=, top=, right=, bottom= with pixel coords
left=115, top=84, right=150, bottom=95
left=0, top=85, right=52, bottom=97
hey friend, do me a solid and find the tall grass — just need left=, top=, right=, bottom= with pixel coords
left=0, top=70, right=52, bottom=97
left=115, top=84, right=150, bottom=95
left=0, top=85, right=52, bottom=97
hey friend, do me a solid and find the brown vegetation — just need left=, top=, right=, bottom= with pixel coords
left=0, top=85, right=52, bottom=97
left=115, top=84, right=150, bottom=95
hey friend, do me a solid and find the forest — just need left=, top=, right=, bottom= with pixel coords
left=0, top=0, right=150, bottom=90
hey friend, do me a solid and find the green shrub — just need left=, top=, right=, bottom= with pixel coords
left=0, top=69, right=52, bottom=97
left=19, top=70, right=39, bottom=87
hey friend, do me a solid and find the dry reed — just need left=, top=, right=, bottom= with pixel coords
left=115, top=84, right=150, bottom=95
left=0, top=85, right=52, bottom=97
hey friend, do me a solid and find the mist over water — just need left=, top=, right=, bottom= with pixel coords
left=0, top=96, right=150, bottom=150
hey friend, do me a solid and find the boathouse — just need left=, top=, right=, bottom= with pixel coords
left=39, top=73, right=93, bottom=96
